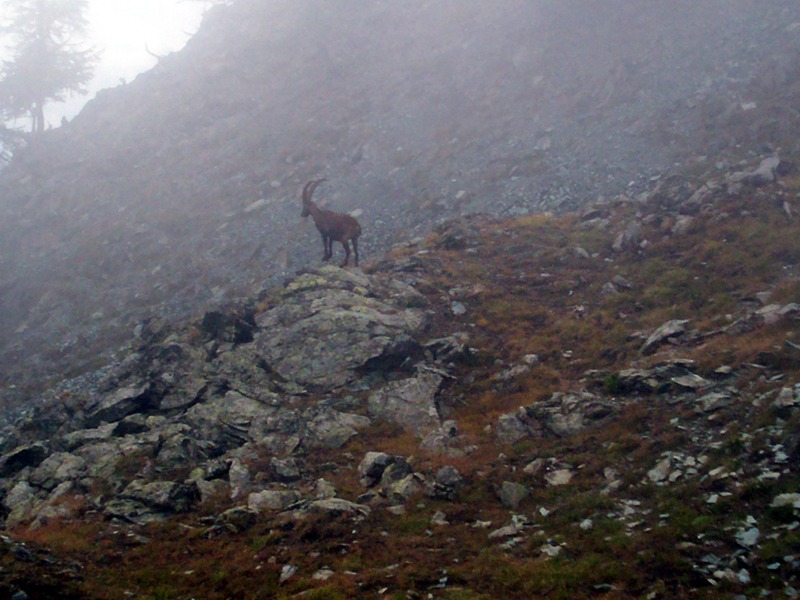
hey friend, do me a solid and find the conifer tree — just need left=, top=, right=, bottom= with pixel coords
left=0, top=0, right=96, bottom=133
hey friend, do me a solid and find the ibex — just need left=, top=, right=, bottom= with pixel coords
left=301, top=179, right=361, bottom=267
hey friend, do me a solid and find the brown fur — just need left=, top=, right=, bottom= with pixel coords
left=301, top=179, right=362, bottom=267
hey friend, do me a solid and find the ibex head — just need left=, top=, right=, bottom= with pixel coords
left=300, top=178, right=326, bottom=218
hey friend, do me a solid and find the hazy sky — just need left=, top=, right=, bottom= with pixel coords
left=3, top=0, right=208, bottom=127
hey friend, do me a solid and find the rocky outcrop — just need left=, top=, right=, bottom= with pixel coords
left=367, top=371, right=443, bottom=437
left=255, top=266, right=429, bottom=389
left=496, top=391, right=616, bottom=445
left=0, top=266, right=452, bottom=527
left=2, top=147, right=800, bottom=596
left=107, top=480, right=201, bottom=521
left=0, top=443, right=48, bottom=478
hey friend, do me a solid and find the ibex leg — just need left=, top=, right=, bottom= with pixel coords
left=341, top=241, right=351, bottom=267
left=321, top=234, right=331, bottom=261
left=352, top=237, right=359, bottom=267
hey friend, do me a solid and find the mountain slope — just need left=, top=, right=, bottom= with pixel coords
left=1, top=155, right=799, bottom=598
left=1, top=1, right=800, bottom=422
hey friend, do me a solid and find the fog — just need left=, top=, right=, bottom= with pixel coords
left=0, top=0, right=207, bottom=128
left=1, top=0, right=800, bottom=408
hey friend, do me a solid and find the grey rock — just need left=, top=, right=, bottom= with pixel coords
left=671, top=215, right=694, bottom=235
left=612, top=221, right=642, bottom=252
left=28, top=453, right=86, bottom=492
left=303, top=498, right=371, bottom=517
left=648, top=456, right=674, bottom=483
left=523, top=458, right=547, bottom=475
left=255, top=266, right=428, bottom=389
left=379, top=459, right=413, bottom=486
left=84, top=384, right=157, bottom=428
left=112, top=414, right=151, bottom=436
left=771, top=494, right=800, bottom=509
left=755, top=303, right=795, bottom=325
left=72, top=442, right=126, bottom=480
left=435, top=465, right=464, bottom=489
left=0, top=443, right=49, bottom=477
left=200, top=458, right=231, bottom=481
left=280, top=564, right=297, bottom=584
left=153, top=426, right=210, bottom=471
left=495, top=364, right=531, bottom=382
left=424, top=334, right=475, bottom=365
left=496, top=391, right=615, bottom=443
left=774, top=387, right=800, bottom=410
left=3, top=481, right=39, bottom=528
left=540, top=543, right=562, bottom=558
left=542, top=392, right=613, bottom=436
left=385, top=279, right=428, bottom=309
left=62, top=424, right=116, bottom=451
left=431, top=510, right=449, bottom=526
left=451, top=301, right=467, bottom=316
left=671, top=373, right=713, bottom=390
left=304, top=407, right=370, bottom=449
left=488, top=522, right=523, bottom=540
left=384, top=474, right=425, bottom=504
left=248, top=489, right=302, bottom=512
left=118, top=479, right=200, bottom=513
left=30, top=482, right=83, bottom=529
left=367, top=372, right=443, bottom=437
left=312, top=568, right=335, bottom=582
left=573, top=246, right=590, bottom=259
left=200, top=309, right=255, bottom=344
left=159, top=376, right=208, bottom=411
left=696, top=392, right=733, bottom=413
left=641, top=320, right=690, bottom=354
left=614, top=359, right=701, bottom=394
left=498, top=481, right=529, bottom=509
left=780, top=303, right=800, bottom=319
left=496, top=409, right=538, bottom=445
left=228, top=458, right=251, bottom=499
left=182, top=390, right=273, bottom=450
left=358, top=452, right=395, bottom=488
left=420, top=420, right=465, bottom=455
left=749, top=155, right=782, bottom=186
left=270, top=457, right=300, bottom=482
left=735, top=526, right=760, bottom=548
left=194, top=479, right=229, bottom=504
left=434, top=218, right=481, bottom=250
left=425, top=465, right=464, bottom=501
left=314, top=478, right=337, bottom=499
left=545, top=469, right=574, bottom=486
left=214, top=506, right=258, bottom=533
left=601, top=282, right=619, bottom=296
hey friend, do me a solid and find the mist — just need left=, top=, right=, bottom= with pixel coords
left=1, top=0, right=799, bottom=405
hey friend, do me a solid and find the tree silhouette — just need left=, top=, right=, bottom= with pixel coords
left=0, top=0, right=96, bottom=134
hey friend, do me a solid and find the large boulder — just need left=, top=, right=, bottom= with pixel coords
left=84, top=384, right=160, bottom=428
left=367, top=372, right=443, bottom=437
left=28, top=453, right=87, bottom=492
left=255, top=266, right=428, bottom=389
left=425, top=465, right=464, bottom=501
left=248, top=489, right=303, bottom=512
left=106, top=479, right=201, bottom=522
left=303, top=407, right=371, bottom=449
left=640, top=320, right=690, bottom=355
left=358, top=452, right=396, bottom=488
left=496, top=391, right=616, bottom=444
left=182, top=390, right=276, bottom=450
left=0, top=443, right=49, bottom=477
left=2, top=481, right=39, bottom=528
